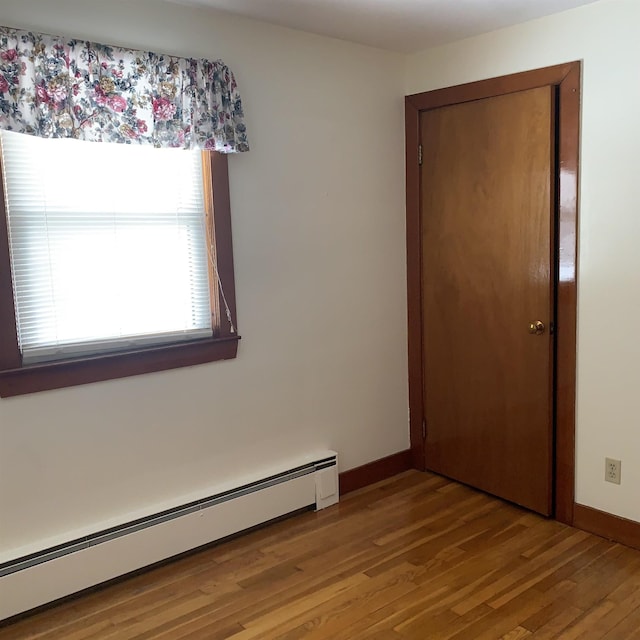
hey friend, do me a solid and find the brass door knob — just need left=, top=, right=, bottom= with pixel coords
left=529, top=321, right=546, bottom=335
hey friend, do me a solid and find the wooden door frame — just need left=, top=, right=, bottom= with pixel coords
left=405, top=62, right=581, bottom=526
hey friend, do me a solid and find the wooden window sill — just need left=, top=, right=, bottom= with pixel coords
left=0, top=335, right=239, bottom=397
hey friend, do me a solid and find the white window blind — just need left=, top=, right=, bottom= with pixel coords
left=0, top=131, right=212, bottom=364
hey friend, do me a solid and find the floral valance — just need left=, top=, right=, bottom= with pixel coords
left=0, top=26, right=249, bottom=152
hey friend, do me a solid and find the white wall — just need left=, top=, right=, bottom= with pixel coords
left=0, top=0, right=408, bottom=558
left=406, top=0, right=640, bottom=524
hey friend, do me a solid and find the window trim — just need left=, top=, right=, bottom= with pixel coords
left=0, top=150, right=239, bottom=397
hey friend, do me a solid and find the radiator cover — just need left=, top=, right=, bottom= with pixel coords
left=0, top=451, right=338, bottom=621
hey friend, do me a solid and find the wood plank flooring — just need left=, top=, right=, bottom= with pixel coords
left=2, top=471, right=640, bottom=639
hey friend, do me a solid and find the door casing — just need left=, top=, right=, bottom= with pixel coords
left=405, top=62, right=580, bottom=525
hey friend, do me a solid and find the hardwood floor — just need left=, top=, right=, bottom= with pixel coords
left=2, top=471, right=640, bottom=639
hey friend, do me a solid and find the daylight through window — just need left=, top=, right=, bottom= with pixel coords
left=0, top=131, right=219, bottom=364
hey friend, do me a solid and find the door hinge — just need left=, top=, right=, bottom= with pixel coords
left=422, top=417, right=426, bottom=440
left=418, top=144, right=423, bottom=166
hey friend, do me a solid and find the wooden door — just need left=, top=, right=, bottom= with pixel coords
left=420, top=87, right=555, bottom=515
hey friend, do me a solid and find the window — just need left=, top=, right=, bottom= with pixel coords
left=0, top=133, right=238, bottom=397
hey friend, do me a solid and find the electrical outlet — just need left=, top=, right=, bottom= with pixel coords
left=605, top=458, right=621, bottom=485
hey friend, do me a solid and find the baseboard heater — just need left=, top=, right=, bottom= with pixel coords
left=0, top=451, right=339, bottom=621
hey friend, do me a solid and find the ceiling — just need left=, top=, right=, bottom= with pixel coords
left=167, top=0, right=601, bottom=53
